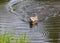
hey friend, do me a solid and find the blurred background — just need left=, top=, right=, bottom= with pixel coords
left=0, top=0, right=60, bottom=43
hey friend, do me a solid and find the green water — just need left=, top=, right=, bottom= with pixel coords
left=0, top=0, right=10, bottom=4
left=45, top=16, right=60, bottom=43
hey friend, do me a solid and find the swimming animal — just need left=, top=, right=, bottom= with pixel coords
left=29, top=15, right=38, bottom=28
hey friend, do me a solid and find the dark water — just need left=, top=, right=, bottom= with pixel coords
left=44, top=16, right=60, bottom=43
left=0, top=0, right=60, bottom=43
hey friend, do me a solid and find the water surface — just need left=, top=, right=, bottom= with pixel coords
left=0, top=0, right=60, bottom=43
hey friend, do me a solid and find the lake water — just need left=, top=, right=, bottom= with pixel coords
left=0, top=0, right=60, bottom=43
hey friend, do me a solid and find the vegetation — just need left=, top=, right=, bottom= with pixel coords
left=0, top=0, right=10, bottom=4
left=0, top=32, right=29, bottom=43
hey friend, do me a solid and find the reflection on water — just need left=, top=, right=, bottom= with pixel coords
left=0, top=0, right=9, bottom=4
left=45, top=16, right=60, bottom=43
left=0, top=0, right=60, bottom=43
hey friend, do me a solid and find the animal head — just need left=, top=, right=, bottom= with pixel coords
left=30, top=15, right=38, bottom=25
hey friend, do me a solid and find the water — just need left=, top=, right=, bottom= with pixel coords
left=0, top=0, right=60, bottom=43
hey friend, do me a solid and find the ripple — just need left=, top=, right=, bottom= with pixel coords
left=6, top=0, right=60, bottom=23
left=5, top=0, right=60, bottom=43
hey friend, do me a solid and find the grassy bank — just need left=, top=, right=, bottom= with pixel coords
left=0, top=32, right=29, bottom=43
